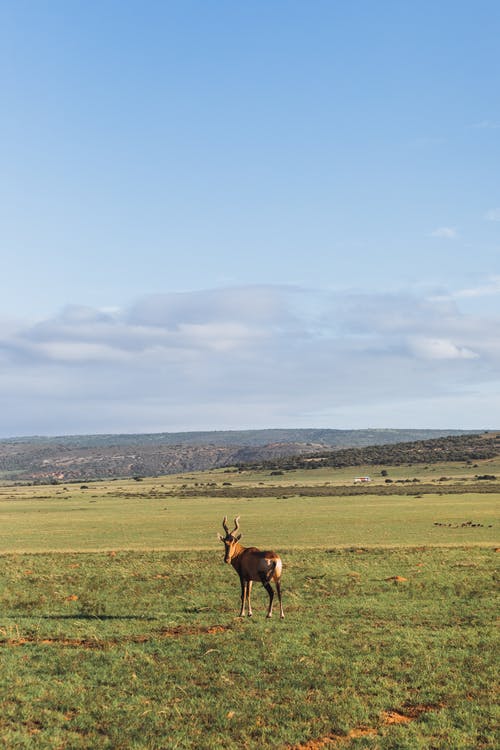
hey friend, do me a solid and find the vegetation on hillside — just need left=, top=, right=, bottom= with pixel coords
left=239, top=432, right=500, bottom=472
left=0, top=429, right=487, bottom=482
left=0, top=427, right=473, bottom=449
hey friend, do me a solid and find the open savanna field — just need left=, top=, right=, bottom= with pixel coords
left=0, top=462, right=498, bottom=749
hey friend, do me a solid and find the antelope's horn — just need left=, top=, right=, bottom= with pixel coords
left=231, top=516, right=240, bottom=535
left=222, top=516, right=230, bottom=534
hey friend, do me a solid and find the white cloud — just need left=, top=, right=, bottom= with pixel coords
left=177, top=322, right=266, bottom=352
left=408, top=337, right=479, bottom=360
left=484, top=208, right=500, bottom=222
left=33, top=341, right=134, bottom=363
left=452, top=276, right=500, bottom=299
left=430, top=226, right=459, bottom=239
left=0, top=283, right=499, bottom=435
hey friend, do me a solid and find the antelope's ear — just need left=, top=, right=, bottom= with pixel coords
left=235, top=533, right=242, bottom=541
left=217, top=533, right=225, bottom=542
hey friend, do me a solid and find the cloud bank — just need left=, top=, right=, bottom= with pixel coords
left=1, top=284, right=499, bottom=436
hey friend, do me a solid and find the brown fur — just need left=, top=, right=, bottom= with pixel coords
left=218, top=517, right=284, bottom=619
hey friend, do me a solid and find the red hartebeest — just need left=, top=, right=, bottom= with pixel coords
left=218, top=516, right=284, bottom=619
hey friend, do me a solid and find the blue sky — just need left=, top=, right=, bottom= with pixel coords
left=1, top=1, right=499, bottom=436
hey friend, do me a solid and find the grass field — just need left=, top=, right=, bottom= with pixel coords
left=0, top=466, right=498, bottom=553
left=0, top=468, right=498, bottom=748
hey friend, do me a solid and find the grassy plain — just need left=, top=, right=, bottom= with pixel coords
left=0, top=462, right=498, bottom=553
left=0, top=465, right=498, bottom=749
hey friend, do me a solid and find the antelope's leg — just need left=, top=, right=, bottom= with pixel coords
left=276, top=579, right=284, bottom=619
left=239, top=577, right=247, bottom=617
left=247, top=580, right=253, bottom=617
left=259, top=573, right=274, bottom=618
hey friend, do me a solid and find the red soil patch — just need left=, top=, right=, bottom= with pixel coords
left=348, top=729, right=377, bottom=738
left=2, top=637, right=105, bottom=649
left=289, top=728, right=377, bottom=749
left=382, top=704, right=442, bottom=723
left=381, top=710, right=412, bottom=725
left=1, top=624, right=232, bottom=649
left=160, top=623, right=231, bottom=638
left=288, top=704, right=442, bottom=748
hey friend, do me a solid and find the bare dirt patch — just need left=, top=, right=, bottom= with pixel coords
left=160, top=623, right=231, bottom=638
left=0, top=623, right=232, bottom=649
left=381, top=710, right=412, bottom=725
left=288, top=727, right=377, bottom=749
left=288, top=704, right=442, bottom=748
left=382, top=703, right=442, bottom=723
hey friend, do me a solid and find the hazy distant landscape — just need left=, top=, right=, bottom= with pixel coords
left=0, top=428, right=485, bottom=482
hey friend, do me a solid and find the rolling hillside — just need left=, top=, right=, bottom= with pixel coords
left=0, top=428, right=490, bottom=482
left=240, top=431, right=500, bottom=471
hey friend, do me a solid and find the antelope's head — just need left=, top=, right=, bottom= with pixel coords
left=218, top=516, right=242, bottom=563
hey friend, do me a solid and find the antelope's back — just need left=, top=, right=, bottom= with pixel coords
left=242, top=547, right=282, bottom=581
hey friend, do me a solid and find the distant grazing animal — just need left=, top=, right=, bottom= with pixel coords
left=218, top=516, right=284, bottom=619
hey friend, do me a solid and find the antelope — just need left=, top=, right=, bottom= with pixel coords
left=218, top=516, right=284, bottom=619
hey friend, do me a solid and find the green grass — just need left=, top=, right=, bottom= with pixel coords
left=0, top=480, right=497, bottom=552
left=0, top=469, right=498, bottom=748
left=0, top=547, right=498, bottom=749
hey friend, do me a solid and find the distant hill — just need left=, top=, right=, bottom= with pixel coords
left=0, top=427, right=480, bottom=450
left=0, top=428, right=488, bottom=482
left=240, top=432, right=500, bottom=471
